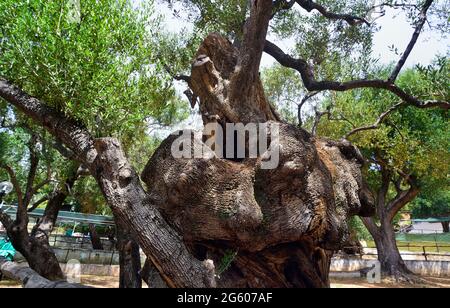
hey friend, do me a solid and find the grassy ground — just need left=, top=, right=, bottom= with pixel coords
left=366, top=241, right=450, bottom=253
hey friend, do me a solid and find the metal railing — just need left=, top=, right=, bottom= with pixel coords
left=341, top=244, right=450, bottom=261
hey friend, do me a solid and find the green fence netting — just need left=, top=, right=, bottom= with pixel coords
left=396, top=232, right=450, bottom=243
left=0, top=238, right=16, bottom=261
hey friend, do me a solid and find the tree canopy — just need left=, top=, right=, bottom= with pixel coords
left=0, top=0, right=188, bottom=140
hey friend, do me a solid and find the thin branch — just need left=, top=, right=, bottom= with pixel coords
left=229, top=0, right=273, bottom=102
left=298, top=91, right=321, bottom=127
left=31, top=178, right=52, bottom=198
left=27, top=196, right=49, bottom=213
left=344, top=102, right=406, bottom=138
left=311, top=105, right=332, bottom=136
left=388, top=0, right=434, bottom=82
left=272, top=0, right=296, bottom=18
left=22, top=134, right=39, bottom=209
left=0, top=164, right=24, bottom=210
left=295, top=0, right=370, bottom=26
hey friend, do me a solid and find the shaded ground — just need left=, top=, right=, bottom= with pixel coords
left=1, top=275, right=449, bottom=288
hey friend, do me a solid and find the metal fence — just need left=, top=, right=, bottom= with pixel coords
left=342, top=244, right=450, bottom=261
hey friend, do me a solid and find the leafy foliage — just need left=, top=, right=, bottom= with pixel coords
left=411, top=190, right=450, bottom=219
left=317, top=60, right=449, bottom=191
left=0, top=0, right=188, bottom=138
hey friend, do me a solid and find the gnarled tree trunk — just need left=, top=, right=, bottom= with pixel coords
left=139, top=1, right=374, bottom=287
left=373, top=219, right=410, bottom=277
left=0, top=1, right=375, bottom=288
left=442, top=222, right=449, bottom=233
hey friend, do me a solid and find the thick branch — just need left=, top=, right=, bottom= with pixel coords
left=0, top=78, right=97, bottom=165
left=0, top=211, right=14, bottom=231
left=388, top=0, right=434, bottom=82
left=264, top=41, right=449, bottom=110
left=23, top=134, right=39, bottom=208
left=229, top=0, right=273, bottom=101
left=361, top=217, right=380, bottom=239
left=344, top=102, right=406, bottom=138
left=296, top=0, right=369, bottom=26
left=387, top=181, right=420, bottom=222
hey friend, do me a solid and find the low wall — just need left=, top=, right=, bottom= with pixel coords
left=331, top=258, right=450, bottom=277
left=60, top=264, right=120, bottom=277
left=14, top=248, right=146, bottom=266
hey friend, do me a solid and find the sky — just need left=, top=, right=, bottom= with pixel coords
left=152, top=2, right=449, bottom=136
left=157, top=2, right=449, bottom=68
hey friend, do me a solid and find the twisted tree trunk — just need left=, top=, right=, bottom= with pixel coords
left=0, top=0, right=375, bottom=288
left=362, top=164, right=420, bottom=281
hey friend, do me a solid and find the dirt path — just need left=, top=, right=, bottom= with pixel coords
left=331, top=276, right=450, bottom=288
left=2, top=275, right=449, bottom=288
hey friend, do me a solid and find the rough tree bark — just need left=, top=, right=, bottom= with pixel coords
left=88, top=224, right=104, bottom=250
left=141, top=259, right=168, bottom=288
left=0, top=1, right=375, bottom=288
left=115, top=221, right=142, bottom=288
left=361, top=163, right=420, bottom=281
left=140, top=0, right=375, bottom=287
